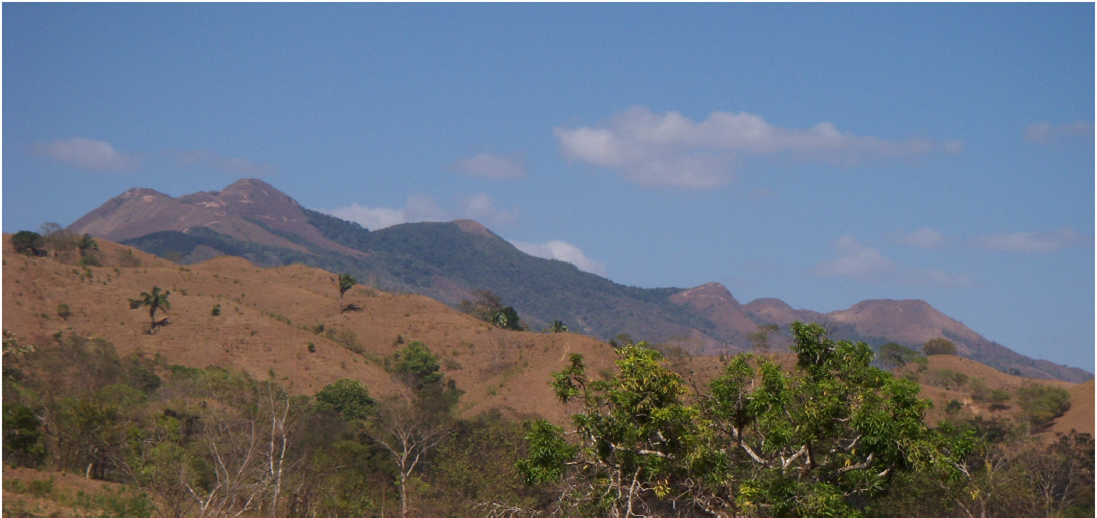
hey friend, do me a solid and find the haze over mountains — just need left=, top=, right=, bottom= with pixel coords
left=67, top=178, right=1092, bottom=383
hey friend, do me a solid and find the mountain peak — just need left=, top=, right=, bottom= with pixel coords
left=453, top=219, right=493, bottom=238
left=674, top=282, right=739, bottom=307
left=119, top=187, right=169, bottom=200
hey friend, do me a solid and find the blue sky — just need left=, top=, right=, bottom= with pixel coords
left=4, top=4, right=1094, bottom=371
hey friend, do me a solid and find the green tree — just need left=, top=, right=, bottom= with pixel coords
left=336, top=273, right=358, bottom=313
left=547, top=320, right=569, bottom=333
left=923, top=337, right=957, bottom=355
left=78, top=233, right=98, bottom=256
left=391, top=341, right=443, bottom=389
left=129, top=287, right=171, bottom=332
left=12, top=230, right=44, bottom=255
left=877, top=342, right=924, bottom=370
left=490, top=306, right=521, bottom=330
left=77, top=233, right=100, bottom=265
left=316, top=378, right=375, bottom=421
left=521, top=322, right=941, bottom=516
left=1015, top=384, right=1071, bottom=429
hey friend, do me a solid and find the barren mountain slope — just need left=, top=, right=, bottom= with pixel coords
left=67, top=179, right=362, bottom=257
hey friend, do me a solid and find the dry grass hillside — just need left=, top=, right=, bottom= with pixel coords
left=2, top=236, right=618, bottom=425
left=899, top=355, right=1092, bottom=437
left=4, top=235, right=1090, bottom=437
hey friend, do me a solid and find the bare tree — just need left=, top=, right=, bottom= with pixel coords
left=365, top=397, right=450, bottom=518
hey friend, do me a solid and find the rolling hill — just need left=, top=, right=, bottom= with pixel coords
left=62, top=178, right=1092, bottom=382
left=3, top=234, right=1090, bottom=439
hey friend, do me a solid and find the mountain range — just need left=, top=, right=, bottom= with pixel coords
left=66, top=178, right=1092, bottom=382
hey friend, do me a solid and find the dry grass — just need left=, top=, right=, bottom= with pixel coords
left=3, top=234, right=1088, bottom=437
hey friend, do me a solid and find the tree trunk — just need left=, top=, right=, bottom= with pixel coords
left=399, top=471, right=408, bottom=518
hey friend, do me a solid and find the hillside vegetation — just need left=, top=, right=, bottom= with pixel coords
left=3, top=235, right=1092, bottom=516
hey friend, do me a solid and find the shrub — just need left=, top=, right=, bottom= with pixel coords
left=316, top=378, right=375, bottom=420
left=923, top=338, right=957, bottom=355
left=392, top=341, right=442, bottom=388
left=877, top=342, right=924, bottom=369
left=969, top=378, right=1011, bottom=410
left=11, top=231, right=44, bottom=255
left=1016, top=384, right=1071, bottom=428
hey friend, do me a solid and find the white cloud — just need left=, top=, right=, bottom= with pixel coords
left=886, top=228, right=948, bottom=249
left=813, top=235, right=973, bottom=287
left=458, top=193, right=519, bottom=228
left=1023, top=122, right=1094, bottom=144
left=174, top=149, right=277, bottom=176
left=968, top=229, right=1090, bottom=253
left=324, top=193, right=517, bottom=231
left=511, top=240, right=607, bottom=276
left=325, top=194, right=448, bottom=230
left=555, top=107, right=952, bottom=189
left=32, top=137, right=142, bottom=172
left=452, top=152, right=527, bottom=179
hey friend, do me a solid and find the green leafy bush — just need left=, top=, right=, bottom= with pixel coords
left=923, top=338, right=957, bottom=355
left=1016, top=384, right=1071, bottom=428
left=317, top=379, right=375, bottom=421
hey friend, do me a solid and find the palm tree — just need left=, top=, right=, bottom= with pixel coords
left=337, top=274, right=357, bottom=313
left=548, top=320, right=569, bottom=333
left=77, top=234, right=98, bottom=257
left=130, top=286, right=171, bottom=331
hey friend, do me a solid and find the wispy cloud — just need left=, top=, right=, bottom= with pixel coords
left=173, top=149, right=277, bottom=177
left=458, top=193, right=519, bottom=228
left=452, top=152, right=527, bottom=179
left=555, top=106, right=958, bottom=189
left=968, top=229, right=1090, bottom=253
left=511, top=240, right=607, bottom=276
left=885, top=228, right=948, bottom=249
left=325, top=195, right=448, bottom=230
left=32, top=137, right=142, bottom=172
left=324, top=193, right=517, bottom=231
left=812, top=235, right=973, bottom=287
left=887, top=227, right=1091, bottom=254
left=1023, top=121, right=1094, bottom=144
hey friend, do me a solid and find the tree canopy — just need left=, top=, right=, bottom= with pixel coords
left=520, top=322, right=948, bottom=516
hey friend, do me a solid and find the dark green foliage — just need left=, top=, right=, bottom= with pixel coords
left=337, top=273, right=358, bottom=313
left=547, top=320, right=569, bottom=333
left=391, top=341, right=443, bottom=389
left=3, top=403, right=46, bottom=467
left=945, top=399, right=964, bottom=414
left=516, top=420, right=576, bottom=486
left=491, top=306, right=521, bottom=330
left=877, top=342, right=925, bottom=370
left=303, top=212, right=720, bottom=341
left=12, top=230, right=44, bottom=255
left=316, top=378, right=374, bottom=421
left=923, top=337, right=957, bottom=355
left=129, top=286, right=170, bottom=328
left=211, top=303, right=221, bottom=316
left=1015, top=384, right=1071, bottom=428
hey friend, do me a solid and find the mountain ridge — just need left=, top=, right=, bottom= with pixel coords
left=64, top=179, right=1092, bottom=382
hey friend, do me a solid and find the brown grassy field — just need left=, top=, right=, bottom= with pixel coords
left=3, top=234, right=1090, bottom=436
left=2, top=236, right=618, bottom=425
